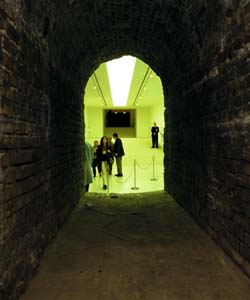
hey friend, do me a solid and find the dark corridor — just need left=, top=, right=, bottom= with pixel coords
left=0, top=1, right=250, bottom=299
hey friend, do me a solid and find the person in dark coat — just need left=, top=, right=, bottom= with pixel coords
left=151, top=122, right=159, bottom=148
left=107, top=136, right=114, bottom=175
left=97, top=136, right=113, bottom=190
left=92, top=140, right=101, bottom=177
left=113, top=132, right=125, bottom=177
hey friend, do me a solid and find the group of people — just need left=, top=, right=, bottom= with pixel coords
left=84, top=132, right=125, bottom=191
left=84, top=122, right=159, bottom=191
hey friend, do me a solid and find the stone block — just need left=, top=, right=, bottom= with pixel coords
left=6, top=22, right=19, bottom=44
left=3, top=36, right=18, bottom=57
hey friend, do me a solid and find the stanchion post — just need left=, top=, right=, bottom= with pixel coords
left=131, top=159, right=139, bottom=190
left=106, top=162, right=110, bottom=193
left=150, top=155, right=157, bottom=181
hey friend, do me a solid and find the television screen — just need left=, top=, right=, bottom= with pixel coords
left=105, top=110, right=132, bottom=127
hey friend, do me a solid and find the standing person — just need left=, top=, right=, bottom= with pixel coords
left=107, top=136, right=114, bottom=175
left=113, top=132, right=125, bottom=177
left=92, top=140, right=101, bottom=177
left=151, top=122, right=159, bottom=148
left=97, top=136, right=112, bottom=190
left=84, top=141, right=93, bottom=192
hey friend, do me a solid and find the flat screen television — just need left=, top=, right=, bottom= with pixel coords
left=105, top=109, right=135, bottom=127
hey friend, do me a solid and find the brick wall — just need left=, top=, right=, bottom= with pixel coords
left=0, top=2, right=84, bottom=299
left=0, top=0, right=250, bottom=299
left=164, top=1, right=250, bottom=277
left=0, top=3, right=53, bottom=299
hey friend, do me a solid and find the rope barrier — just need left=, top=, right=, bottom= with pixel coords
left=93, top=155, right=163, bottom=192
left=135, top=157, right=153, bottom=170
left=112, top=162, right=134, bottom=184
left=154, top=157, right=163, bottom=166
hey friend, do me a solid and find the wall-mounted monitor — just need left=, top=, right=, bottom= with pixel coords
left=104, top=109, right=135, bottom=128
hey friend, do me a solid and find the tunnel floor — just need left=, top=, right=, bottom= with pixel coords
left=21, top=191, right=250, bottom=300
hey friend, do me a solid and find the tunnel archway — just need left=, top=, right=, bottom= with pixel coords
left=1, top=1, right=250, bottom=298
left=84, top=55, right=165, bottom=193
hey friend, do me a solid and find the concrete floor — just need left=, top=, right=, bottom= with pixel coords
left=21, top=192, right=250, bottom=300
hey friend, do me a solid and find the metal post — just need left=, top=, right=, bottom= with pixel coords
left=106, top=162, right=110, bottom=193
left=150, top=156, right=157, bottom=181
left=131, top=159, right=139, bottom=190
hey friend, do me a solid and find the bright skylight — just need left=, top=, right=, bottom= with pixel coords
left=106, top=56, right=136, bottom=106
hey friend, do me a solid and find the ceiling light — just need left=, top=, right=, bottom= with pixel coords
left=106, top=56, right=136, bottom=106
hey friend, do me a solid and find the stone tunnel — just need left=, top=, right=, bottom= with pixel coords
left=0, top=0, right=250, bottom=298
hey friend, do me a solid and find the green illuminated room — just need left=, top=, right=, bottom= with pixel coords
left=84, top=56, right=165, bottom=193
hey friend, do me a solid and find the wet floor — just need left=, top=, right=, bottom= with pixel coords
left=21, top=192, right=250, bottom=300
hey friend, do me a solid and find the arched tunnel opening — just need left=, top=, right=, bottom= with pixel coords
left=84, top=55, right=165, bottom=193
left=0, top=1, right=250, bottom=298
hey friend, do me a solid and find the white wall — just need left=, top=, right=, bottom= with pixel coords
left=135, top=104, right=164, bottom=139
left=84, top=107, right=103, bottom=138
left=85, top=107, right=151, bottom=138
left=85, top=104, right=165, bottom=144
left=150, top=103, right=165, bottom=147
left=136, top=107, right=151, bottom=137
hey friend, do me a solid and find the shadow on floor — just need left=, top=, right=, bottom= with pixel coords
left=21, top=192, right=250, bottom=300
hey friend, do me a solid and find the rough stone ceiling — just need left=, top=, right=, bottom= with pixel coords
left=17, top=0, right=229, bottom=90
left=47, top=0, right=220, bottom=82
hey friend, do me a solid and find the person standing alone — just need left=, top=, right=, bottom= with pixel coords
left=151, top=122, right=159, bottom=148
left=113, top=133, right=125, bottom=177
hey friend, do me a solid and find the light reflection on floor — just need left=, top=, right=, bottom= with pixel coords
left=86, top=138, right=164, bottom=194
